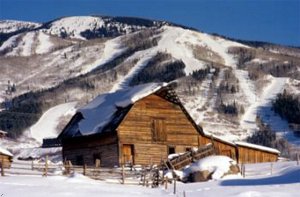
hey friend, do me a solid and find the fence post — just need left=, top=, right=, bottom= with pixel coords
left=68, top=160, right=73, bottom=174
left=183, top=190, right=186, bottom=197
left=122, top=164, right=125, bottom=184
left=83, top=164, right=87, bottom=176
left=297, top=153, right=299, bottom=166
left=64, top=161, right=69, bottom=175
left=142, top=168, right=146, bottom=186
left=270, top=163, right=273, bottom=175
left=241, top=163, right=245, bottom=178
left=31, top=160, right=34, bottom=171
left=165, top=176, right=168, bottom=190
left=1, top=159, right=4, bottom=176
left=43, top=155, right=48, bottom=177
left=173, top=178, right=176, bottom=195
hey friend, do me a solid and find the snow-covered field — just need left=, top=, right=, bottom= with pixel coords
left=0, top=161, right=299, bottom=197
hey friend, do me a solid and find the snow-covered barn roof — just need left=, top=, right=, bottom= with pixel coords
left=78, top=82, right=167, bottom=136
left=0, top=146, right=13, bottom=157
left=60, top=83, right=171, bottom=137
left=235, top=141, right=280, bottom=154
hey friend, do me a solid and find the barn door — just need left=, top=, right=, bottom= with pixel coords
left=122, top=144, right=134, bottom=165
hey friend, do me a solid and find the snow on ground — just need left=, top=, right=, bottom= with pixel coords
left=36, top=32, right=54, bottom=54
left=16, top=147, right=62, bottom=161
left=112, top=26, right=204, bottom=91
left=183, top=155, right=237, bottom=180
left=195, top=32, right=247, bottom=67
left=237, top=69, right=259, bottom=137
left=21, top=32, right=35, bottom=56
left=29, top=102, right=77, bottom=143
left=0, top=20, right=40, bottom=34
left=158, top=26, right=207, bottom=75
left=238, top=75, right=300, bottom=145
left=110, top=49, right=157, bottom=91
left=251, top=58, right=269, bottom=64
left=4, top=32, right=36, bottom=56
left=79, top=36, right=127, bottom=75
left=287, top=78, right=300, bottom=95
left=112, top=25, right=226, bottom=91
left=46, top=16, right=105, bottom=40
left=0, top=161, right=299, bottom=197
left=184, top=74, right=213, bottom=124
left=0, top=34, right=20, bottom=52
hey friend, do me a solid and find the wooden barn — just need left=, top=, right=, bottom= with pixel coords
left=235, top=141, right=279, bottom=163
left=59, top=83, right=279, bottom=167
left=0, top=146, right=13, bottom=168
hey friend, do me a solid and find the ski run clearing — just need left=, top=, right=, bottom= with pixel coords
left=29, top=102, right=77, bottom=143
left=0, top=161, right=299, bottom=197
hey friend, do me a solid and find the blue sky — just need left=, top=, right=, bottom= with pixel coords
left=0, top=0, right=299, bottom=47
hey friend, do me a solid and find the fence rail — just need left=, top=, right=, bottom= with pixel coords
left=167, top=143, right=215, bottom=170
left=0, top=158, right=160, bottom=186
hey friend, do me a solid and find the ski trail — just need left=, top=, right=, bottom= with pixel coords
left=257, top=77, right=300, bottom=146
left=110, top=50, right=157, bottom=92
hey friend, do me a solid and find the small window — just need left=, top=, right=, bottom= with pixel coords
left=151, top=118, right=166, bottom=142
left=76, top=155, right=84, bottom=165
left=168, top=146, right=175, bottom=155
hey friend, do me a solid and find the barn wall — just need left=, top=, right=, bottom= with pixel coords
left=0, top=154, right=12, bottom=168
left=237, top=146, right=278, bottom=163
left=198, top=135, right=237, bottom=160
left=117, top=94, right=201, bottom=165
left=62, top=134, right=119, bottom=167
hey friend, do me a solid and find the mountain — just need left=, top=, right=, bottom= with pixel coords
left=0, top=16, right=299, bottom=150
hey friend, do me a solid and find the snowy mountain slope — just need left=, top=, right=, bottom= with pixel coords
left=42, top=16, right=168, bottom=40
left=1, top=31, right=59, bottom=56
left=0, top=16, right=299, bottom=149
left=29, top=102, right=77, bottom=143
left=36, top=32, right=54, bottom=54
left=0, top=20, right=40, bottom=34
left=45, top=16, right=105, bottom=40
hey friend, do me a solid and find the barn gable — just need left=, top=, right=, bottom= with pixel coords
left=117, top=93, right=204, bottom=165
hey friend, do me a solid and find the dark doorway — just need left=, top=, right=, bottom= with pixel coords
left=168, top=146, right=175, bottom=155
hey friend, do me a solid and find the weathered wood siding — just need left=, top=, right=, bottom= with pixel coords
left=62, top=134, right=119, bottom=167
left=0, top=154, right=12, bottom=168
left=117, top=94, right=200, bottom=165
left=237, top=146, right=278, bottom=163
left=198, top=136, right=237, bottom=160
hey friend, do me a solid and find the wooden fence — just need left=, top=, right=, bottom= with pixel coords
left=0, top=158, right=161, bottom=186
left=166, top=143, right=215, bottom=170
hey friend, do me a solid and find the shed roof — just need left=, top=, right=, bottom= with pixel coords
left=0, top=146, right=13, bottom=157
left=235, top=141, right=280, bottom=154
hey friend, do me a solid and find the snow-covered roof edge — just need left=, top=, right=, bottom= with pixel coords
left=0, top=130, right=7, bottom=134
left=235, top=141, right=280, bottom=154
left=206, top=133, right=236, bottom=146
left=0, top=146, right=13, bottom=157
left=76, top=82, right=169, bottom=136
